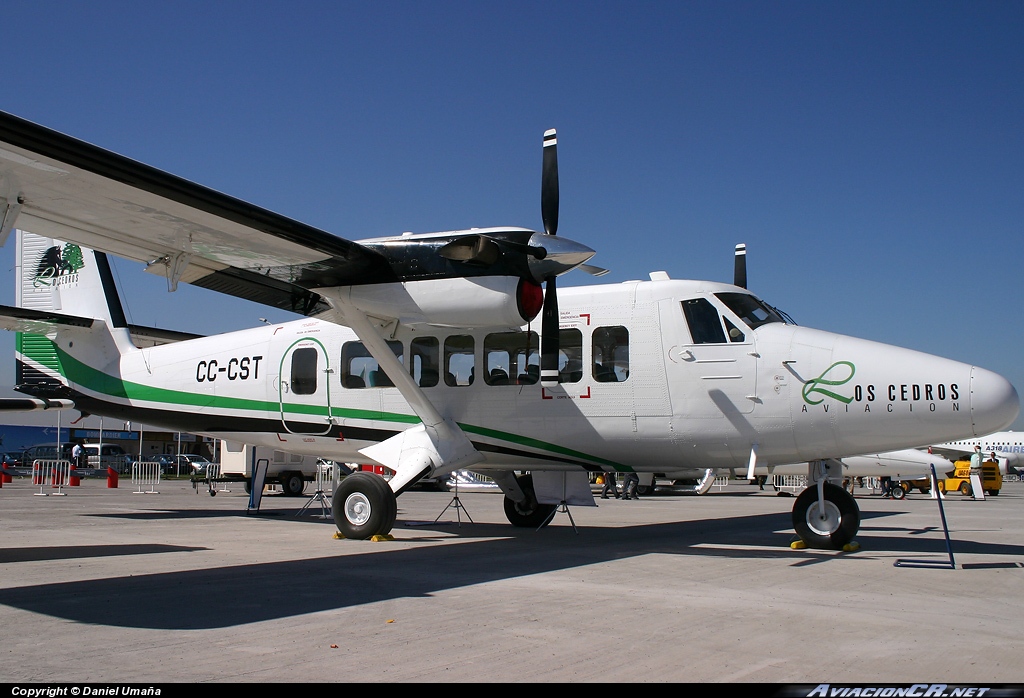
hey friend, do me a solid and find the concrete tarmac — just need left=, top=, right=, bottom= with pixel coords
left=1, top=475, right=1023, bottom=683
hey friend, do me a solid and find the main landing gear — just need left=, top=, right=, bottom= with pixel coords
left=502, top=473, right=556, bottom=528
left=333, top=472, right=397, bottom=539
left=791, top=482, right=860, bottom=550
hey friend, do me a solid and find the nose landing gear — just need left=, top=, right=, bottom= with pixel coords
left=792, top=482, right=860, bottom=550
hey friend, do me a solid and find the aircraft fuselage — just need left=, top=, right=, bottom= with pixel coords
left=36, top=277, right=1018, bottom=476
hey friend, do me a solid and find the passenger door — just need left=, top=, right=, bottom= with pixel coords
left=279, top=338, right=333, bottom=435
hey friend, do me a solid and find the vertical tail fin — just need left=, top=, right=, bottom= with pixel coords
left=14, top=229, right=130, bottom=393
left=16, top=230, right=127, bottom=326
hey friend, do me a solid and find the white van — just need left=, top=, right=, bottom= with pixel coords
left=82, top=443, right=131, bottom=472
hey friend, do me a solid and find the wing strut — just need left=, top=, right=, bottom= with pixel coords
left=319, top=290, right=482, bottom=493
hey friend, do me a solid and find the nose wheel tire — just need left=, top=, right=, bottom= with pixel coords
left=333, top=472, right=397, bottom=539
left=503, top=473, right=556, bottom=528
left=792, top=482, right=860, bottom=550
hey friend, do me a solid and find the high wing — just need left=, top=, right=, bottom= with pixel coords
left=0, top=111, right=394, bottom=317
left=0, top=112, right=594, bottom=324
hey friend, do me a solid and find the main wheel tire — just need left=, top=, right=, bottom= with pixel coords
left=891, top=486, right=906, bottom=500
left=503, top=473, right=556, bottom=528
left=281, top=472, right=306, bottom=496
left=959, top=481, right=972, bottom=497
left=792, top=483, right=861, bottom=550
left=636, top=484, right=655, bottom=496
left=332, top=472, right=397, bottom=539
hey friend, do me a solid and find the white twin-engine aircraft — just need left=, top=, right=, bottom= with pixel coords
left=0, top=112, right=1017, bottom=549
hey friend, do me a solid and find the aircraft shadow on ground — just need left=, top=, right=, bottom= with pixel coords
left=3, top=508, right=1019, bottom=630
left=83, top=508, right=313, bottom=522
left=0, top=544, right=207, bottom=563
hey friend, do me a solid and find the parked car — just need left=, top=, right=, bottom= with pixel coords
left=140, top=453, right=212, bottom=475
left=178, top=454, right=212, bottom=474
left=1, top=452, right=23, bottom=468
left=22, top=442, right=76, bottom=464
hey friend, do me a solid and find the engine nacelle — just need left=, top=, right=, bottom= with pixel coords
left=339, top=276, right=543, bottom=328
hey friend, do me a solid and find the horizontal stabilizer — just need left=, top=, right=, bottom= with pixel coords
left=0, top=304, right=202, bottom=347
left=0, top=397, right=74, bottom=411
left=0, top=304, right=94, bottom=333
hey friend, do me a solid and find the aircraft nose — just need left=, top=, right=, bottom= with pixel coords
left=970, top=366, right=1020, bottom=435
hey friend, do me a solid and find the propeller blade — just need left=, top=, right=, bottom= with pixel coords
left=541, top=129, right=559, bottom=237
left=540, top=275, right=560, bottom=387
left=579, top=263, right=609, bottom=277
left=734, top=243, right=747, bottom=289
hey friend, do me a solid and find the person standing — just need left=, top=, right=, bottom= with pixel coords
left=970, top=445, right=983, bottom=472
left=71, top=442, right=83, bottom=468
left=621, top=471, right=639, bottom=500
left=601, top=471, right=620, bottom=499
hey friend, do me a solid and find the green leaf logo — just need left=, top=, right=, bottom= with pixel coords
left=802, top=361, right=856, bottom=405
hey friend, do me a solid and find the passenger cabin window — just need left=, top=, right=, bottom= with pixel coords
left=681, top=298, right=727, bottom=344
left=592, top=326, right=629, bottom=382
left=341, top=340, right=403, bottom=388
left=484, top=331, right=539, bottom=385
left=444, top=335, right=475, bottom=386
left=290, top=347, right=319, bottom=395
left=558, top=328, right=583, bottom=384
left=714, top=292, right=785, bottom=330
left=410, top=337, right=439, bottom=388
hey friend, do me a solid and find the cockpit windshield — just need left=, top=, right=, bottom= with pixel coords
left=714, top=292, right=786, bottom=330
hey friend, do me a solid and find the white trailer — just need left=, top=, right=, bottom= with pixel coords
left=218, top=441, right=320, bottom=496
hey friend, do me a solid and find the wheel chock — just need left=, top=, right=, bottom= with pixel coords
left=332, top=532, right=396, bottom=542
left=790, top=539, right=860, bottom=552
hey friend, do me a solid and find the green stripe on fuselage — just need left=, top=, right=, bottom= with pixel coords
left=55, top=345, right=629, bottom=470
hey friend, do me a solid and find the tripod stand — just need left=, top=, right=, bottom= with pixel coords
left=297, top=462, right=333, bottom=519
left=434, top=471, right=474, bottom=526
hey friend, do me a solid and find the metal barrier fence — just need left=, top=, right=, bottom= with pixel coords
left=772, top=474, right=807, bottom=494
left=31, top=459, right=72, bottom=496
left=712, top=475, right=730, bottom=491
left=446, top=469, right=498, bottom=489
left=205, top=463, right=233, bottom=493
left=131, top=461, right=161, bottom=494
left=316, top=462, right=334, bottom=493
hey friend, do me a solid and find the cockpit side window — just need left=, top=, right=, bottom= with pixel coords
left=723, top=317, right=746, bottom=343
left=714, top=292, right=785, bottom=330
left=681, top=298, right=727, bottom=344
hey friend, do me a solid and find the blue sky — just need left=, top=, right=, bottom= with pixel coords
left=1, top=1, right=1022, bottom=428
